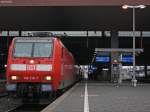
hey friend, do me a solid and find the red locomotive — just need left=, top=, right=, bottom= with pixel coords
left=6, top=37, right=76, bottom=103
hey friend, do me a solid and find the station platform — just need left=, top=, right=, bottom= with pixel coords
left=41, top=81, right=150, bottom=112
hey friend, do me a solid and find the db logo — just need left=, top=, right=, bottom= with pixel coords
left=27, top=65, right=36, bottom=70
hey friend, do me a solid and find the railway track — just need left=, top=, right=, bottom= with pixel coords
left=6, top=104, right=48, bottom=112
left=3, top=82, right=73, bottom=112
left=0, top=80, right=6, bottom=83
left=0, top=80, right=7, bottom=98
left=4, top=90, right=66, bottom=112
left=0, top=93, right=8, bottom=98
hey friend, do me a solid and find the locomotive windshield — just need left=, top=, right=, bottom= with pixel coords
left=13, top=39, right=53, bottom=58
left=34, top=43, right=53, bottom=57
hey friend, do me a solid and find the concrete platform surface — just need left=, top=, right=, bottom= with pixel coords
left=41, top=82, right=150, bottom=112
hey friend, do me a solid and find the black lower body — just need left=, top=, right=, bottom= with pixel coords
left=7, top=83, right=55, bottom=104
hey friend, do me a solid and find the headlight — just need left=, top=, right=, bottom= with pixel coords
left=45, top=76, right=52, bottom=81
left=30, top=60, right=34, bottom=64
left=4, top=64, right=7, bottom=68
left=11, top=76, right=19, bottom=80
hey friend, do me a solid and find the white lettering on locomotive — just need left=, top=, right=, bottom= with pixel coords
left=26, top=65, right=36, bottom=71
left=23, top=76, right=39, bottom=80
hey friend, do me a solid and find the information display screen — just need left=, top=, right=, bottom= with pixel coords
left=122, top=56, right=133, bottom=62
left=96, top=56, right=110, bottom=62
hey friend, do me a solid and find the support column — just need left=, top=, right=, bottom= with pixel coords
left=145, top=65, right=147, bottom=81
left=111, top=30, right=119, bottom=82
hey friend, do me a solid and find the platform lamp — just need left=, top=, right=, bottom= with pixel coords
left=122, top=5, right=146, bottom=87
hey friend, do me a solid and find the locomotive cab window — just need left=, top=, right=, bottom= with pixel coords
left=13, top=42, right=33, bottom=57
left=33, top=43, right=52, bottom=57
left=13, top=38, right=53, bottom=58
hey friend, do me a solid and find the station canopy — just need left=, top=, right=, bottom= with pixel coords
left=0, top=0, right=149, bottom=6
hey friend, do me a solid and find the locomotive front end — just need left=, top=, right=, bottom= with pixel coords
left=6, top=37, right=54, bottom=101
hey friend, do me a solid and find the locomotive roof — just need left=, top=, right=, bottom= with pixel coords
left=14, top=37, right=55, bottom=43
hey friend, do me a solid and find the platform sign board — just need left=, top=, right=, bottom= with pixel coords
left=96, top=56, right=110, bottom=62
left=0, top=31, right=8, bottom=36
left=121, top=56, right=133, bottom=63
left=9, top=31, right=19, bottom=36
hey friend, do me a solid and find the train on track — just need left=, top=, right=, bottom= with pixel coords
left=6, top=36, right=78, bottom=103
